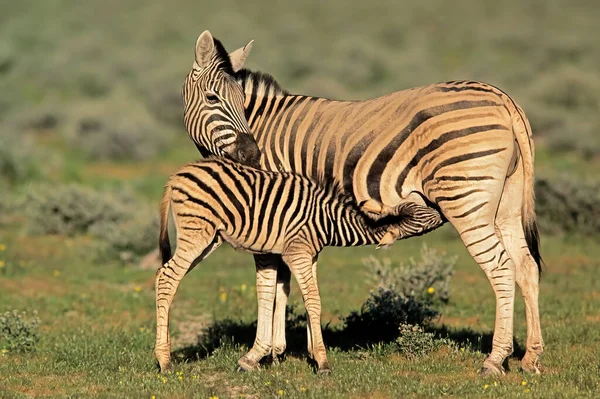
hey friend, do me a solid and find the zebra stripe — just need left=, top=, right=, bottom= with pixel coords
left=154, top=157, right=443, bottom=373
left=181, top=32, right=544, bottom=376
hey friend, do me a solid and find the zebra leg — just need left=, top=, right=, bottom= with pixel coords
left=282, top=243, right=330, bottom=374
left=437, top=190, right=515, bottom=376
left=272, top=260, right=291, bottom=359
left=496, top=164, right=544, bottom=374
left=237, top=255, right=279, bottom=371
left=155, top=228, right=217, bottom=373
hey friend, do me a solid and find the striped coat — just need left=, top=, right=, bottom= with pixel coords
left=154, top=157, right=444, bottom=373
left=180, top=31, right=543, bottom=376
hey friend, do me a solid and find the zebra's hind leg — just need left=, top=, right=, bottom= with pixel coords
left=237, top=255, right=279, bottom=372
left=154, top=228, right=217, bottom=373
left=438, top=193, right=515, bottom=376
left=496, top=163, right=544, bottom=374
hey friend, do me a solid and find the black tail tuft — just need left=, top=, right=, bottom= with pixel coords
left=159, top=237, right=172, bottom=266
left=524, top=218, right=543, bottom=277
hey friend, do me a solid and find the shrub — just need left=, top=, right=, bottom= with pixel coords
left=25, top=184, right=132, bottom=236
left=91, top=208, right=159, bottom=264
left=535, top=175, right=600, bottom=235
left=341, top=288, right=438, bottom=345
left=64, top=94, right=172, bottom=161
left=0, top=310, right=40, bottom=353
left=396, top=323, right=449, bottom=358
left=363, top=244, right=456, bottom=304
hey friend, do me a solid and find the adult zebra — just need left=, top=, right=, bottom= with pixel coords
left=180, top=30, right=543, bottom=376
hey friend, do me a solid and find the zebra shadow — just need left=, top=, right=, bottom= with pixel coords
left=170, top=307, right=525, bottom=369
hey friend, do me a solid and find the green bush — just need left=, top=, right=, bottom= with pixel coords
left=535, top=175, right=600, bottom=235
left=0, top=310, right=40, bottom=353
left=396, top=323, right=451, bottom=358
left=25, top=184, right=132, bottom=236
left=341, top=288, right=438, bottom=345
left=363, top=244, right=456, bottom=304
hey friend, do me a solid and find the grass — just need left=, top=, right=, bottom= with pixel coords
left=1, top=0, right=599, bottom=397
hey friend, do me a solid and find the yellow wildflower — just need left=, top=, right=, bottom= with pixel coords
left=134, top=286, right=142, bottom=293
left=265, top=381, right=271, bottom=386
left=139, top=327, right=146, bottom=333
left=241, top=283, right=247, bottom=292
left=162, top=377, right=167, bottom=384
left=209, top=396, right=219, bottom=399
left=521, top=380, right=527, bottom=386
left=460, top=347, right=465, bottom=352
left=278, top=390, right=284, bottom=396
left=525, top=389, right=530, bottom=393
left=220, top=292, right=227, bottom=302
left=0, top=261, right=4, bottom=269
left=427, top=287, right=435, bottom=295
left=0, top=244, right=5, bottom=251
left=484, top=384, right=489, bottom=389
left=53, top=270, right=60, bottom=277
left=151, top=396, right=156, bottom=399
left=178, top=375, right=183, bottom=381
left=193, top=375, right=198, bottom=380
left=300, top=387, right=306, bottom=392
left=493, top=381, right=498, bottom=387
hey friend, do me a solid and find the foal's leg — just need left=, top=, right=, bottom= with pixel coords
left=154, top=228, right=217, bottom=372
left=282, top=242, right=330, bottom=374
left=237, top=254, right=280, bottom=371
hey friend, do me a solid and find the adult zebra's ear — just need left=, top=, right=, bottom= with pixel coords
left=195, top=30, right=215, bottom=68
left=229, top=40, right=254, bottom=72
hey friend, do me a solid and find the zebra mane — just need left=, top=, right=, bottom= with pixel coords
left=212, top=38, right=235, bottom=75
left=312, top=174, right=366, bottom=216
left=235, top=68, right=290, bottom=97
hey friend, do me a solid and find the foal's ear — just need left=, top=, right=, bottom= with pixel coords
left=194, top=30, right=216, bottom=68
left=229, top=40, right=254, bottom=72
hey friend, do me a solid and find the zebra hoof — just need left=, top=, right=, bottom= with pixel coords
left=237, top=355, right=260, bottom=372
left=479, top=361, right=505, bottom=377
left=317, top=361, right=332, bottom=375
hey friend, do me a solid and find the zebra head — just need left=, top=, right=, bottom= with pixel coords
left=182, top=30, right=261, bottom=167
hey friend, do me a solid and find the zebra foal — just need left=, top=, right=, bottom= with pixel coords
left=154, top=157, right=442, bottom=374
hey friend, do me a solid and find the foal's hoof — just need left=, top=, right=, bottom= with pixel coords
left=317, top=362, right=332, bottom=375
left=521, top=354, right=542, bottom=375
left=237, top=356, right=260, bottom=372
left=158, top=361, right=173, bottom=374
left=479, top=361, right=505, bottom=377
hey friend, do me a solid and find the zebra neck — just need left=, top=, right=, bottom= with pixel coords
left=326, top=203, right=386, bottom=247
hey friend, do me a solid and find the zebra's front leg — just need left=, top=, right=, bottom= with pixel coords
left=282, top=243, right=330, bottom=374
left=237, top=255, right=279, bottom=371
left=272, top=260, right=291, bottom=359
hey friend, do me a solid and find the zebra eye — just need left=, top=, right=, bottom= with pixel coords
left=205, top=93, right=219, bottom=104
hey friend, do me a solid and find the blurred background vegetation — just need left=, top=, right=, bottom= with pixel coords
left=1, top=0, right=599, bottom=256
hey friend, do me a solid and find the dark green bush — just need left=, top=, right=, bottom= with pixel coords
left=363, top=244, right=456, bottom=304
left=341, top=288, right=438, bottom=345
left=535, top=175, right=600, bottom=235
left=0, top=310, right=40, bottom=353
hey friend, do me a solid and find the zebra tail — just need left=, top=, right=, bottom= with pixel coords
left=159, top=183, right=173, bottom=265
left=511, top=105, right=543, bottom=276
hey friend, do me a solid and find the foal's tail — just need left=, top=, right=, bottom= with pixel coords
left=158, top=184, right=173, bottom=265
